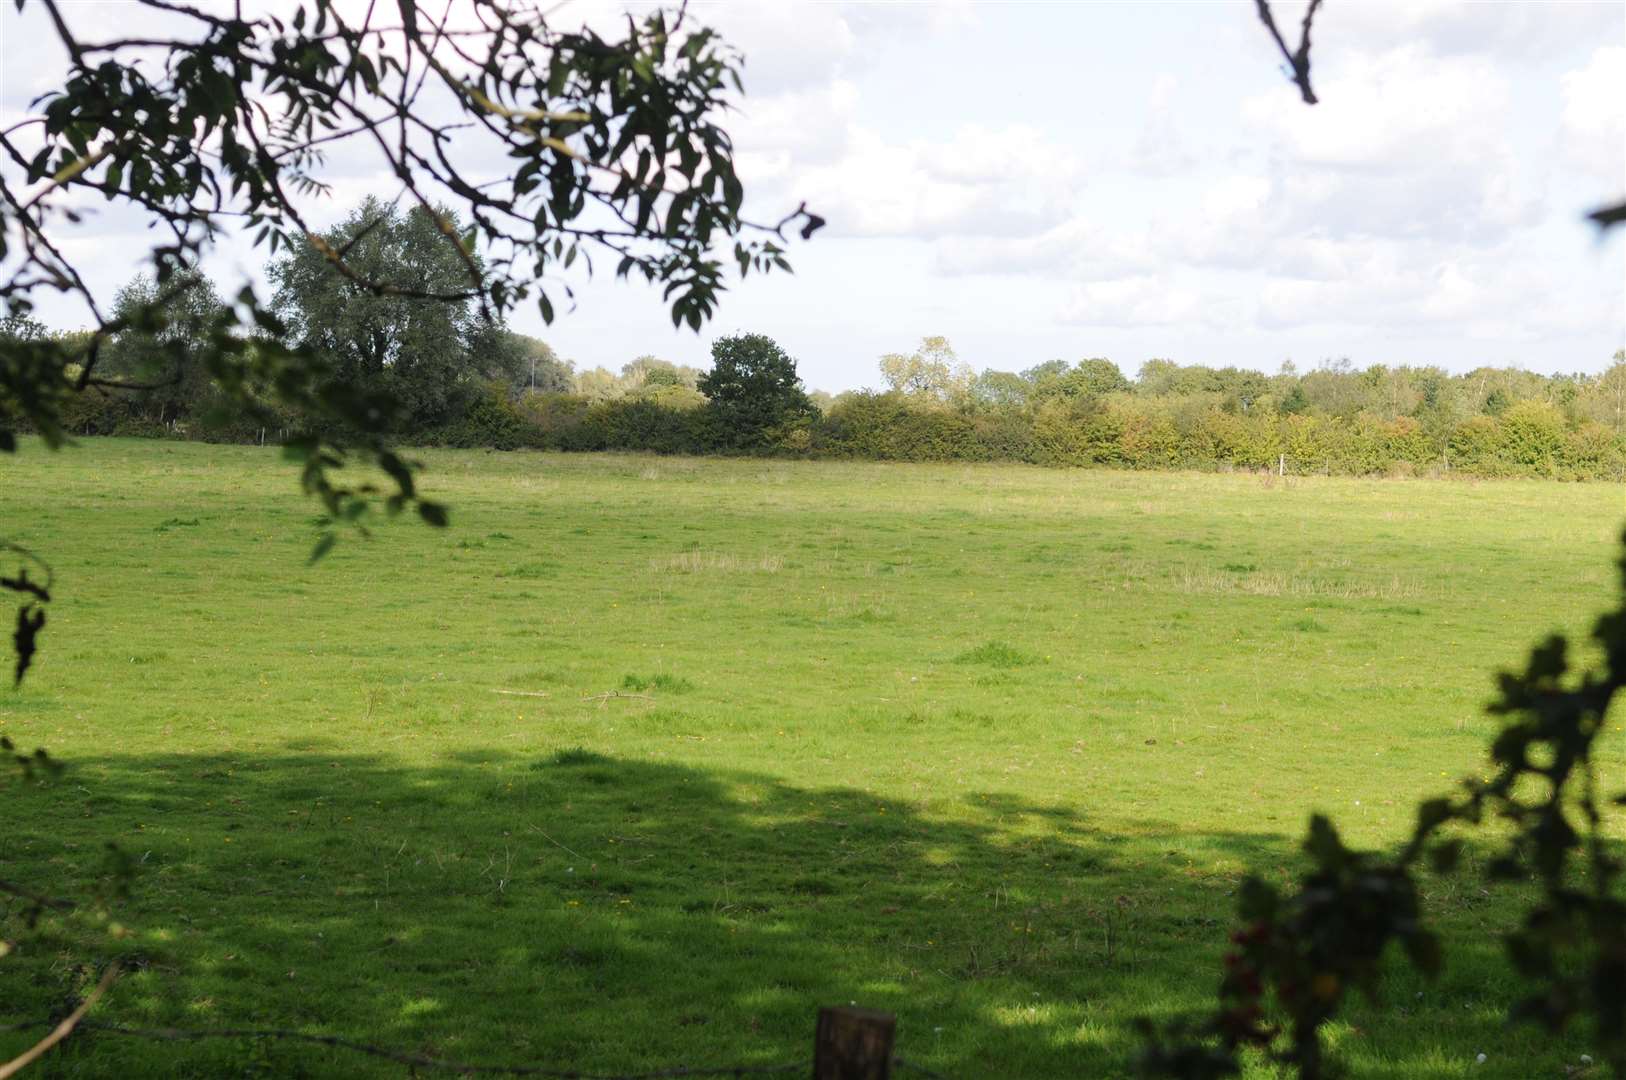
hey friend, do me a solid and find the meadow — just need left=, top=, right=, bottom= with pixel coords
left=2, top=439, right=1624, bottom=1078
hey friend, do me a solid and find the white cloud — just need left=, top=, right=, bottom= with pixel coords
left=1561, top=45, right=1626, bottom=184
left=4, top=0, right=1620, bottom=379
left=1060, top=276, right=1214, bottom=329
left=1318, top=0, right=1623, bottom=63
left=933, top=218, right=1154, bottom=279
left=1133, top=73, right=1193, bottom=177
left=747, top=122, right=1083, bottom=239
left=1243, top=45, right=1508, bottom=170
left=697, top=1, right=857, bottom=95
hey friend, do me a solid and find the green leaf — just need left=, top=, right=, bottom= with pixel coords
left=417, top=501, right=449, bottom=528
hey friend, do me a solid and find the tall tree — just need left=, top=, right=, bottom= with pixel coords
left=1578, top=353, right=1626, bottom=433
left=100, top=268, right=231, bottom=426
left=270, top=198, right=486, bottom=430
left=697, top=333, right=813, bottom=448
left=878, top=336, right=973, bottom=405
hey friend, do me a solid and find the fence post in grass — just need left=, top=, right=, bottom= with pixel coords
left=814, top=1006, right=895, bottom=1079
left=1278, top=453, right=1285, bottom=478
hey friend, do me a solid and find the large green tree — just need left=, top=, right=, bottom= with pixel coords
left=100, top=268, right=231, bottom=427
left=697, top=332, right=814, bottom=449
left=270, top=198, right=488, bottom=431
left=495, top=333, right=574, bottom=396
left=878, top=336, right=972, bottom=405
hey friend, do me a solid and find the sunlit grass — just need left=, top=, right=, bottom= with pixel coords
left=1, top=439, right=1623, bottom=1077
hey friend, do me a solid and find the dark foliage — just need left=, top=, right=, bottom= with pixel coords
left=695, top=333, right=815, bottom=450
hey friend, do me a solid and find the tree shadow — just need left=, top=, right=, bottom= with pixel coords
left=1, top=748, right=1577, bottom=1078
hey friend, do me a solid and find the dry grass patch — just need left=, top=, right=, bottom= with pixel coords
left=1167, top=566, right=1426, bottom=601
left=649, top=550, right=785, bottom=574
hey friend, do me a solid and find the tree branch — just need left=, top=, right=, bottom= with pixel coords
left=1255, top=0, right=1323, bottom=105
left=0, top=962, right=118, bottom=1080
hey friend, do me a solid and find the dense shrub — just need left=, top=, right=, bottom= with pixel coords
left=1498, top=400, right=1566, bottom=475
left=820, top=391, right=987, bottom=461
left=1564, top=422, right=1626, bottom=480
left=426, top=382, right=536, bottom=450
left=1447, top=414, right=1505, bottom=474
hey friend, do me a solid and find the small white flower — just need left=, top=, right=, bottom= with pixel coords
left=1475, top=1053, right=1487, bottom=1065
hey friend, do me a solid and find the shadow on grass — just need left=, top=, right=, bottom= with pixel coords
left=1, top=748, right=1565, bottom=1078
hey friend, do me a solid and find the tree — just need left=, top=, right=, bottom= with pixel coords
left=623, top=355, right=701, bottom=393
left=1278, top=383, right=1309, bottom=415
left=2, top=0, right=817, bottom=599
left=878, top=336, right=973, bottom=405
left=1040, top=358, right=1136, bottom=402
left=0, top=311, right=45, bottom=345
left=99, top=268, right=231, bottom=427
left=697, top=332, right=813, bottom=448
left=574, top=366, right=626, bottom=403
left=1298, top=358, right=1367, bottom=417
left=472, top=330, right=573, bottom=397
left=1578, top=353, right=1626, bottom=433
left=270, top=197, right=491, bottom=430
left=1072, top=358, right=1133, bottom=398
left=970, top=369, right=1034, bottom=411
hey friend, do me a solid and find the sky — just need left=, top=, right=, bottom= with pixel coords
left=3, top=1, right=1624, bottom=392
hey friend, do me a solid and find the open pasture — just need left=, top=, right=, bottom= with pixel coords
left=3, top=440, right=1624, bottom=1077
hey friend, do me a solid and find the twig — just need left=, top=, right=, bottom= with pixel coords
left=581, top=691, right=653, bottom=706
left=1255, top=0, right=1323, bottom=105
left=527, top=826, right=588, bottom=863
left=0, top=961, right=119, bottom=1079
left=1588, top=199, right=1626, bottom=230
left=491, top=689, right=550, bottom=698
left=0, top=877, right=74, bottom=912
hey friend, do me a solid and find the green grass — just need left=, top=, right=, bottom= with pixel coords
left=2, top=439, right=1623, bottom=1078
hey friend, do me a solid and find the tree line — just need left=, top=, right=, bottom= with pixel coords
left=6, top=200, right=1625, bottom=480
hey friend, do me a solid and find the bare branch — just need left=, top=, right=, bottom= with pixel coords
left=0, top=962, right=119, bottom=1080
left=1255, top=0, right=1323, bottom=105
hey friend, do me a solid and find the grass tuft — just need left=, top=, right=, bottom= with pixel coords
left=954, top=640, right=1040, bottom=668
left=547, top=747, right=611, bottom=767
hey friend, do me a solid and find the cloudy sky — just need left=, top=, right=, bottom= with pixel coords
left=4, top=1, right=1623, bottom=391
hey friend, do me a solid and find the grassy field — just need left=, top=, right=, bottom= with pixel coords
left=2, top=439, right=1624, bottom=1078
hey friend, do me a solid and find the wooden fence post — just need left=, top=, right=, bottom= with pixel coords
left=814, top=1006, right=895, bottom=1079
